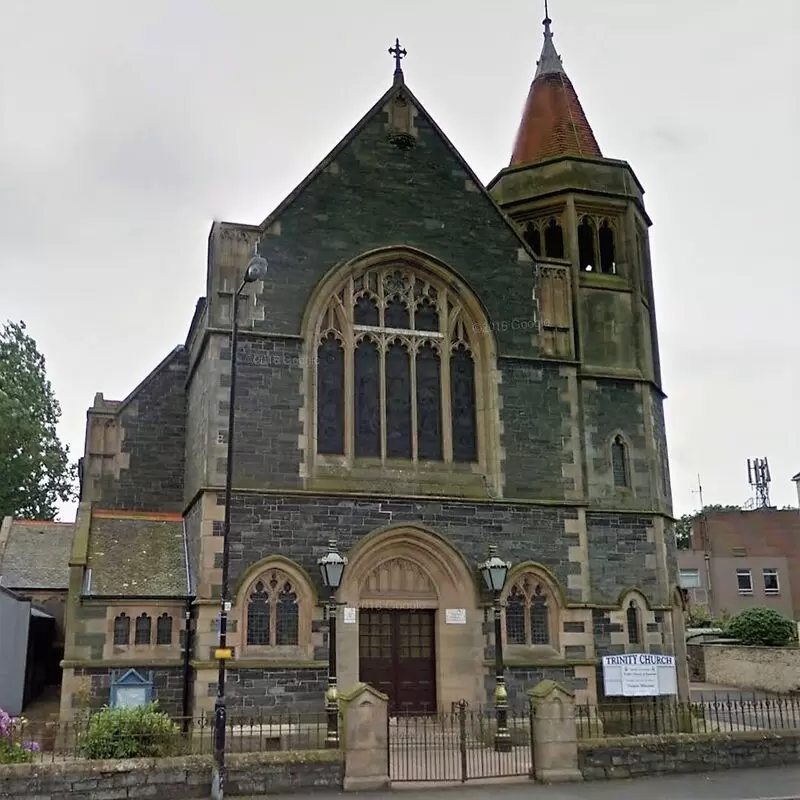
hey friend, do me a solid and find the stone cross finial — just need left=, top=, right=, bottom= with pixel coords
left=389, top=38, right=407, bottom=83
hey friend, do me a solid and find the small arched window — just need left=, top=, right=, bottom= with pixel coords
left=611, top=435, right=629, bottom=488
left=246, top=570, right=300, bottom=647
left=113, top=613, right=130, bottom=646
left=504, top=577, right=554, bottom=647
left=134, top=613, right=151, bottom=645
left=156, top=613, right=173, bottom=646
left=524, top=222, right=542, bottom=256
left=627, top=601, right=641, bottom=645
left=543, top=218, right=565, bottom=259
left=598, top=220, right=616, bottom=274
left=578, top=216, right=596, bottom=271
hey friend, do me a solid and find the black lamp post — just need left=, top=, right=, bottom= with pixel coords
left=211, top=252, right=269, bottom=800
left=478, top=544, right=512, bottom=753
left=318, top=538, right=347, bottom=748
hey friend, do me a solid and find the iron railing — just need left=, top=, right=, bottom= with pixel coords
left=389, top=701, right=534, bottom=783
left=0, top=710, right=330, bottom=764
left=576, top=694, right=800, bottom=739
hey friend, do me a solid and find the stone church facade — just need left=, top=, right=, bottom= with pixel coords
left=59, top=16, right=689, bottom=721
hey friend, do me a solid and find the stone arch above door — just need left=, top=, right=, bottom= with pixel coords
left=341, top=524, right=477, bottom=608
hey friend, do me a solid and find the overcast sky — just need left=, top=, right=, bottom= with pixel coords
left=1, top=0, right=797, bottom=522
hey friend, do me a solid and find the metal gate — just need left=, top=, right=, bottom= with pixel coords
left=389, top=700, right=534, bottom=783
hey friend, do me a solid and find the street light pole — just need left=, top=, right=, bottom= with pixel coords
left=317, top=539, right=347, bottom=749
left=478, top=545, right=512, bottom=753
left=211, top=253, right=269, bottom=800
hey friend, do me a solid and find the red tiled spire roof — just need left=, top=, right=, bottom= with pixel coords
left=510, top=12, right=602, bottom=167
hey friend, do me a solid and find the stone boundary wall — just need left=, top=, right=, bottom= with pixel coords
left=579, top=731, right=800, bottom=780
left=0, top=750, right=343, bottom=800
left=701, top=644, right=800, bottom=694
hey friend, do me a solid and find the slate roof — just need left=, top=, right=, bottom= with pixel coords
left=0, top=521, right=74, bottom=590
left=85, top=515, right=189, bottom=598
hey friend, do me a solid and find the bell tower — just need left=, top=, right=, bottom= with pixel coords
left=489, top=9, right=662, bottom=386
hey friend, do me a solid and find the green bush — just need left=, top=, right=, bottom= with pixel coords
left=80, top=703, right=183, bottom=760
left=724, top=607, right=797, bottom=647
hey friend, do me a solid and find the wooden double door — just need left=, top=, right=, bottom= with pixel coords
left=358, top=609, right=436, bottom=715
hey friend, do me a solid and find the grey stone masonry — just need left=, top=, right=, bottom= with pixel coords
left=211, top=667, right=328, bottom=713
left=73, top=667, right=186, bottom=717
left=222, top=491, right=578, bottom=598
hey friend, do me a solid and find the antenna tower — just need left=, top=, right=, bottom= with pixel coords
left=747, top=458, right=772, bottom=508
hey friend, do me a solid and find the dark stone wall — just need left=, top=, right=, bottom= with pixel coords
left=219, top=100, right=536, bottom=360
left=220, top=336, right=304, bottom=490
left=222, top=491, right=577, bottom=599
left=73, top=666, right=186, bottom=717
left=95, top=348, right=188, bottom=513
left=184, top=341, right=212, bottom=504
left=210, top=667, right=328, bottom=714
left=586, top=514, right=657, bottom=603
left=184, top=497, right=202, bottom=594
left=650, top=388, right=672, bottom=513
left=579, top=733, right=800, bottom=780
left=500, top=360, right=572, bottom=500
left=0, top=751, right=343, bottom=799
left=490, top=665, right=583, bottom=712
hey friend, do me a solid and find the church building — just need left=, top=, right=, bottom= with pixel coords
left=59, top=14, right=689, bottom=721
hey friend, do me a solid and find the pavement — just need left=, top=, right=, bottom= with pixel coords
left=255, top=766, right=800, bottom=799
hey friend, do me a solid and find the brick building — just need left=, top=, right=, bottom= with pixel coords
left=678, top=506, right=800, bottom=622
left=58, top=15, right=688, bottom=721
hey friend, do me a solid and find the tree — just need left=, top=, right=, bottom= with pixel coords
left=725, top=607, right=797, bottom=647
left=0, top=320, right=76, bottom=519
left=675, top=504, right=742, bottom=549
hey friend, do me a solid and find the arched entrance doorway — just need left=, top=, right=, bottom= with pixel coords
left=338, top=526, right=481, bottom=714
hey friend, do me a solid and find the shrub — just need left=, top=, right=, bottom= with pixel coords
left=80, top=703, right=183, bottom=760
left=724, top=607, right=797, bottom=647
left=0, top=709, right=40, bottom=764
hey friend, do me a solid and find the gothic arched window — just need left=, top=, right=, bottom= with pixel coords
left=611, top=435, right=629, bottom=488
left=504, top=577, right=554, bottom=647
left=543, top=218, right=565, bottom=259
left=598, top=219, right=616, bottom=274
left=524, top=222, right=542, bottom=256
left=578, top=216, right=596, bottom=271
left=627, top=601, right=641, bottom=645
left=315, top=265, right=478, bottom=464
left=156, top=613, right=173, bottom=646
left=245, top=570, right=300, bottom=647
left=134, top=613, right=151, bottom=645
left=113, top=613, right=130, bottom=646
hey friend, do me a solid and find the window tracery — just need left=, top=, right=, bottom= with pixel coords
left=245, top=570, right=300, bottom=647
left=504, top=576, right=555, bottom=647
left=523, top=216, right=565, bottom=259
left=315, top=264, right=479, bottom=464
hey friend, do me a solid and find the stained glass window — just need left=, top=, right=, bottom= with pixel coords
left=113, top=613, right=130, bottom=646
left=246, top=572, right=301, bottom=647
left=611, top=436, right=629, bottom=488
left=134, top=614, right=151, bottom=646
left=156, top=613, right=173, bottom=646
left=317, top=334, right=345, bottom=455
left=315, top=264, right=481, bottom=465
left=627, top=602, right=641, bottom=645
left=504, top=579, right=553, bottom=647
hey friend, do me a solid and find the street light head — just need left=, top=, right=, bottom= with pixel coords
left=244, top=255, right=269, bottom=283
left=318, top=538, right=348, bottom=591
left=478, top=544, right=511, bottom=594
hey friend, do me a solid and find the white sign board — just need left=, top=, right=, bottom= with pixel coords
left=342, top=607, right=357, bottom=624
left=601, top=653, right=677, bottom=697
left=445, top=608, right=467, bottom=625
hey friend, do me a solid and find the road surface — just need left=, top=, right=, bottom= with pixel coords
left=257, top=765, right=799, bottom=800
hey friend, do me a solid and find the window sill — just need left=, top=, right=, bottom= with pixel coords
left=579, top=272, right=631, bottom=291
left=503, top=645, right=561, bottom=666
left=240, top=645, right=312, bottom=662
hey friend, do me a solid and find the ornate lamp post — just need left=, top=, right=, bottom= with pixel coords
left=212, top=252, right=269, bottom=800
left=318, top=538, right=347, bottom=748
left=478, top=544, right=512, bottom=753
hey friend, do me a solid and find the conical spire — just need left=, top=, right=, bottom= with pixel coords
left=535, top=7, right=565, bottom=78
left=509, top=5, right=602, bottom=167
